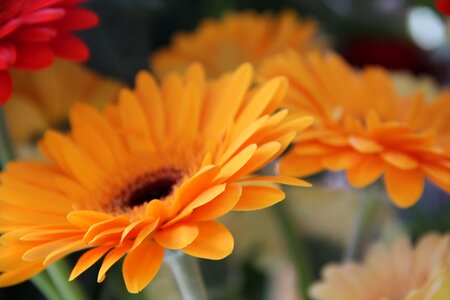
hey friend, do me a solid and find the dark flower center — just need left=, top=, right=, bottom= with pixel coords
left=108, top=168, right=184, bottom=213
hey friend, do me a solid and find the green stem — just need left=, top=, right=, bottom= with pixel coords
left=31, top=272, right=61, bottom=300
left=0, top=107, right=15, bottom=167
left=165, top=251, right=208, bottom=300
left=47, top=260, right=88, bottom=300
left=343, top=185, right=382, bottom=261
left=272, top=202, right=313, bottom=300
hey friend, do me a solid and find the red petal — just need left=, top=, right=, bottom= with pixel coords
left=23, top=8, right=66, bottom=25
left=437, top=0, right=450, bottom=15
left=0, top=44, right=17, bottom=69
left=0, top=19, right=23, bottom=39
left=57, top=9, right=99, bottom=31
left=26, top=0, right=64, bottom=12
left=0, top=70, right=12, bottom=104
left=13, top=27, right=57, bottom=42
left=51, top=33, right=89, bottom=61
left=13, top=43, right=54, bottom=69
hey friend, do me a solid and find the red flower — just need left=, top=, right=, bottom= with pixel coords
left=0, top=0, right=98, bottom=104
left=437, top=0, right=450, bottom=16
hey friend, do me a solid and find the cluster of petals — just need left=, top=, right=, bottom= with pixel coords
left=258, top=50, right=450, bottom=207
left=0, top=0, right=98, bottom=103
left=0, top=63, right=312, bottom=293
left=310, top=233, right=450, bottom=300
left=151, top=10, right=321, bottom=78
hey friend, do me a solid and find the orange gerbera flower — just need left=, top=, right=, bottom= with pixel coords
left=310, top=233, right=450, bottom=300
left=151, top=10, right=321, bottom=78
left=258, top=51, right=450, bottom=207
left=0, top=63, right=312, bottom=293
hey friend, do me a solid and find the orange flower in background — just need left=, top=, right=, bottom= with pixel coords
left=151, top=10, right=322, bottom=78
left=5, top=60, right=123, bottom=144
left=0, top=0, right=98, bottom=104
left=258, top=51, right=450, bottom=207
left=0, top=63, right=312, bottom=293
left=310, top=233, right=450, bottom=300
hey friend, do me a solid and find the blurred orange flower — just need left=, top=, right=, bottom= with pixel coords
left=4, top=60, right=123, bottom=144
left=0, top=63, right=312, bottom=293
left=151, top=10, right=322, bottom=78
left=258, top=51, right=450, bottom=207
left=310, top=233, right=450, bottom=300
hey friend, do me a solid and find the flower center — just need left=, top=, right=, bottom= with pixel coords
left=107, top=168, right=184, bottom=214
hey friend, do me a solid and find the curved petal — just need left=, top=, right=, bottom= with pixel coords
left=381, top=151, right=419, bottom=170
left=155, top=222, right=199, bottom=250
left=182, top=221, right=233, bottom=260
left=279, top=152, right=324, bottom=177
left=190, top=184, right=242, bottom=221
left=384, top=166, right=424, bottom=207
left=69, top=246, right=111, bottom=281
left=97, top=243, right=131, bottom=283
left=123, top=240, right=164, bottom=294
left=233, top=185, right=284, bottom=211
left=347, top=155, right=384, bottom=188
left=52, top=33, right=89, bottom=62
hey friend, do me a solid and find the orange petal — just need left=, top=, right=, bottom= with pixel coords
left=218, top=115, right=269, bottom=165
left=184, top=184, right=227, bottom=212
left=233, top=185, right=285, bottom=211
left=83, top=217, right=128, bottom=244
left=292, top=142, right=331, bottom=156
left=182, top=221, right=233, bottom=260
left=131, top=219, right=159, bottom=250
left=202, top=63, right=253, bottom=139
left=239, top=175, right=311, bottom=187
left=233, top=77, right=287, bottom=134
left=67, top=211, right=112, bottom=230
left=121, top=219, right=154, bottom=243
left=20, top=229, right=83, bottom=241
left=69, top=246, right=111, bottom=281
left=422, top=164, right=450, bottom=194
left=164, top=184, right=227, bottom=228
left=44, top=240, right=87, bottom=266
left=225, top=142, right=281, bottom=182
left=384, top=166, right=424, bottom=208
left=145, top=200, right=168, bottom=219
left=322, top=150, right=360, bottom=171
left=190, top=184, right=242, bottom=221
left=97, top=243, right=131, bottom=283
left=122, top=240, right=164, bottom=293
left=279, top=151, right=324, bottom=177
left=172, top=165, right=220, bottom=214
left=348, top=136, right=383, bottom=153
left=381, top=151, right=419, bottom=170
left=347, top=155, right=384, bottom=188
left=0, top=263, right=44, bottom=287
left=215, top=144, right=257, bottom=182
left=135, top=71, right=165, bottom=143
left=155, top=222, right=199, bottom=249
left=22, top=237, right=81, bottom=262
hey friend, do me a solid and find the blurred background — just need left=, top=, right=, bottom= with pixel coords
left=1, top=0, right=449, bottom=299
